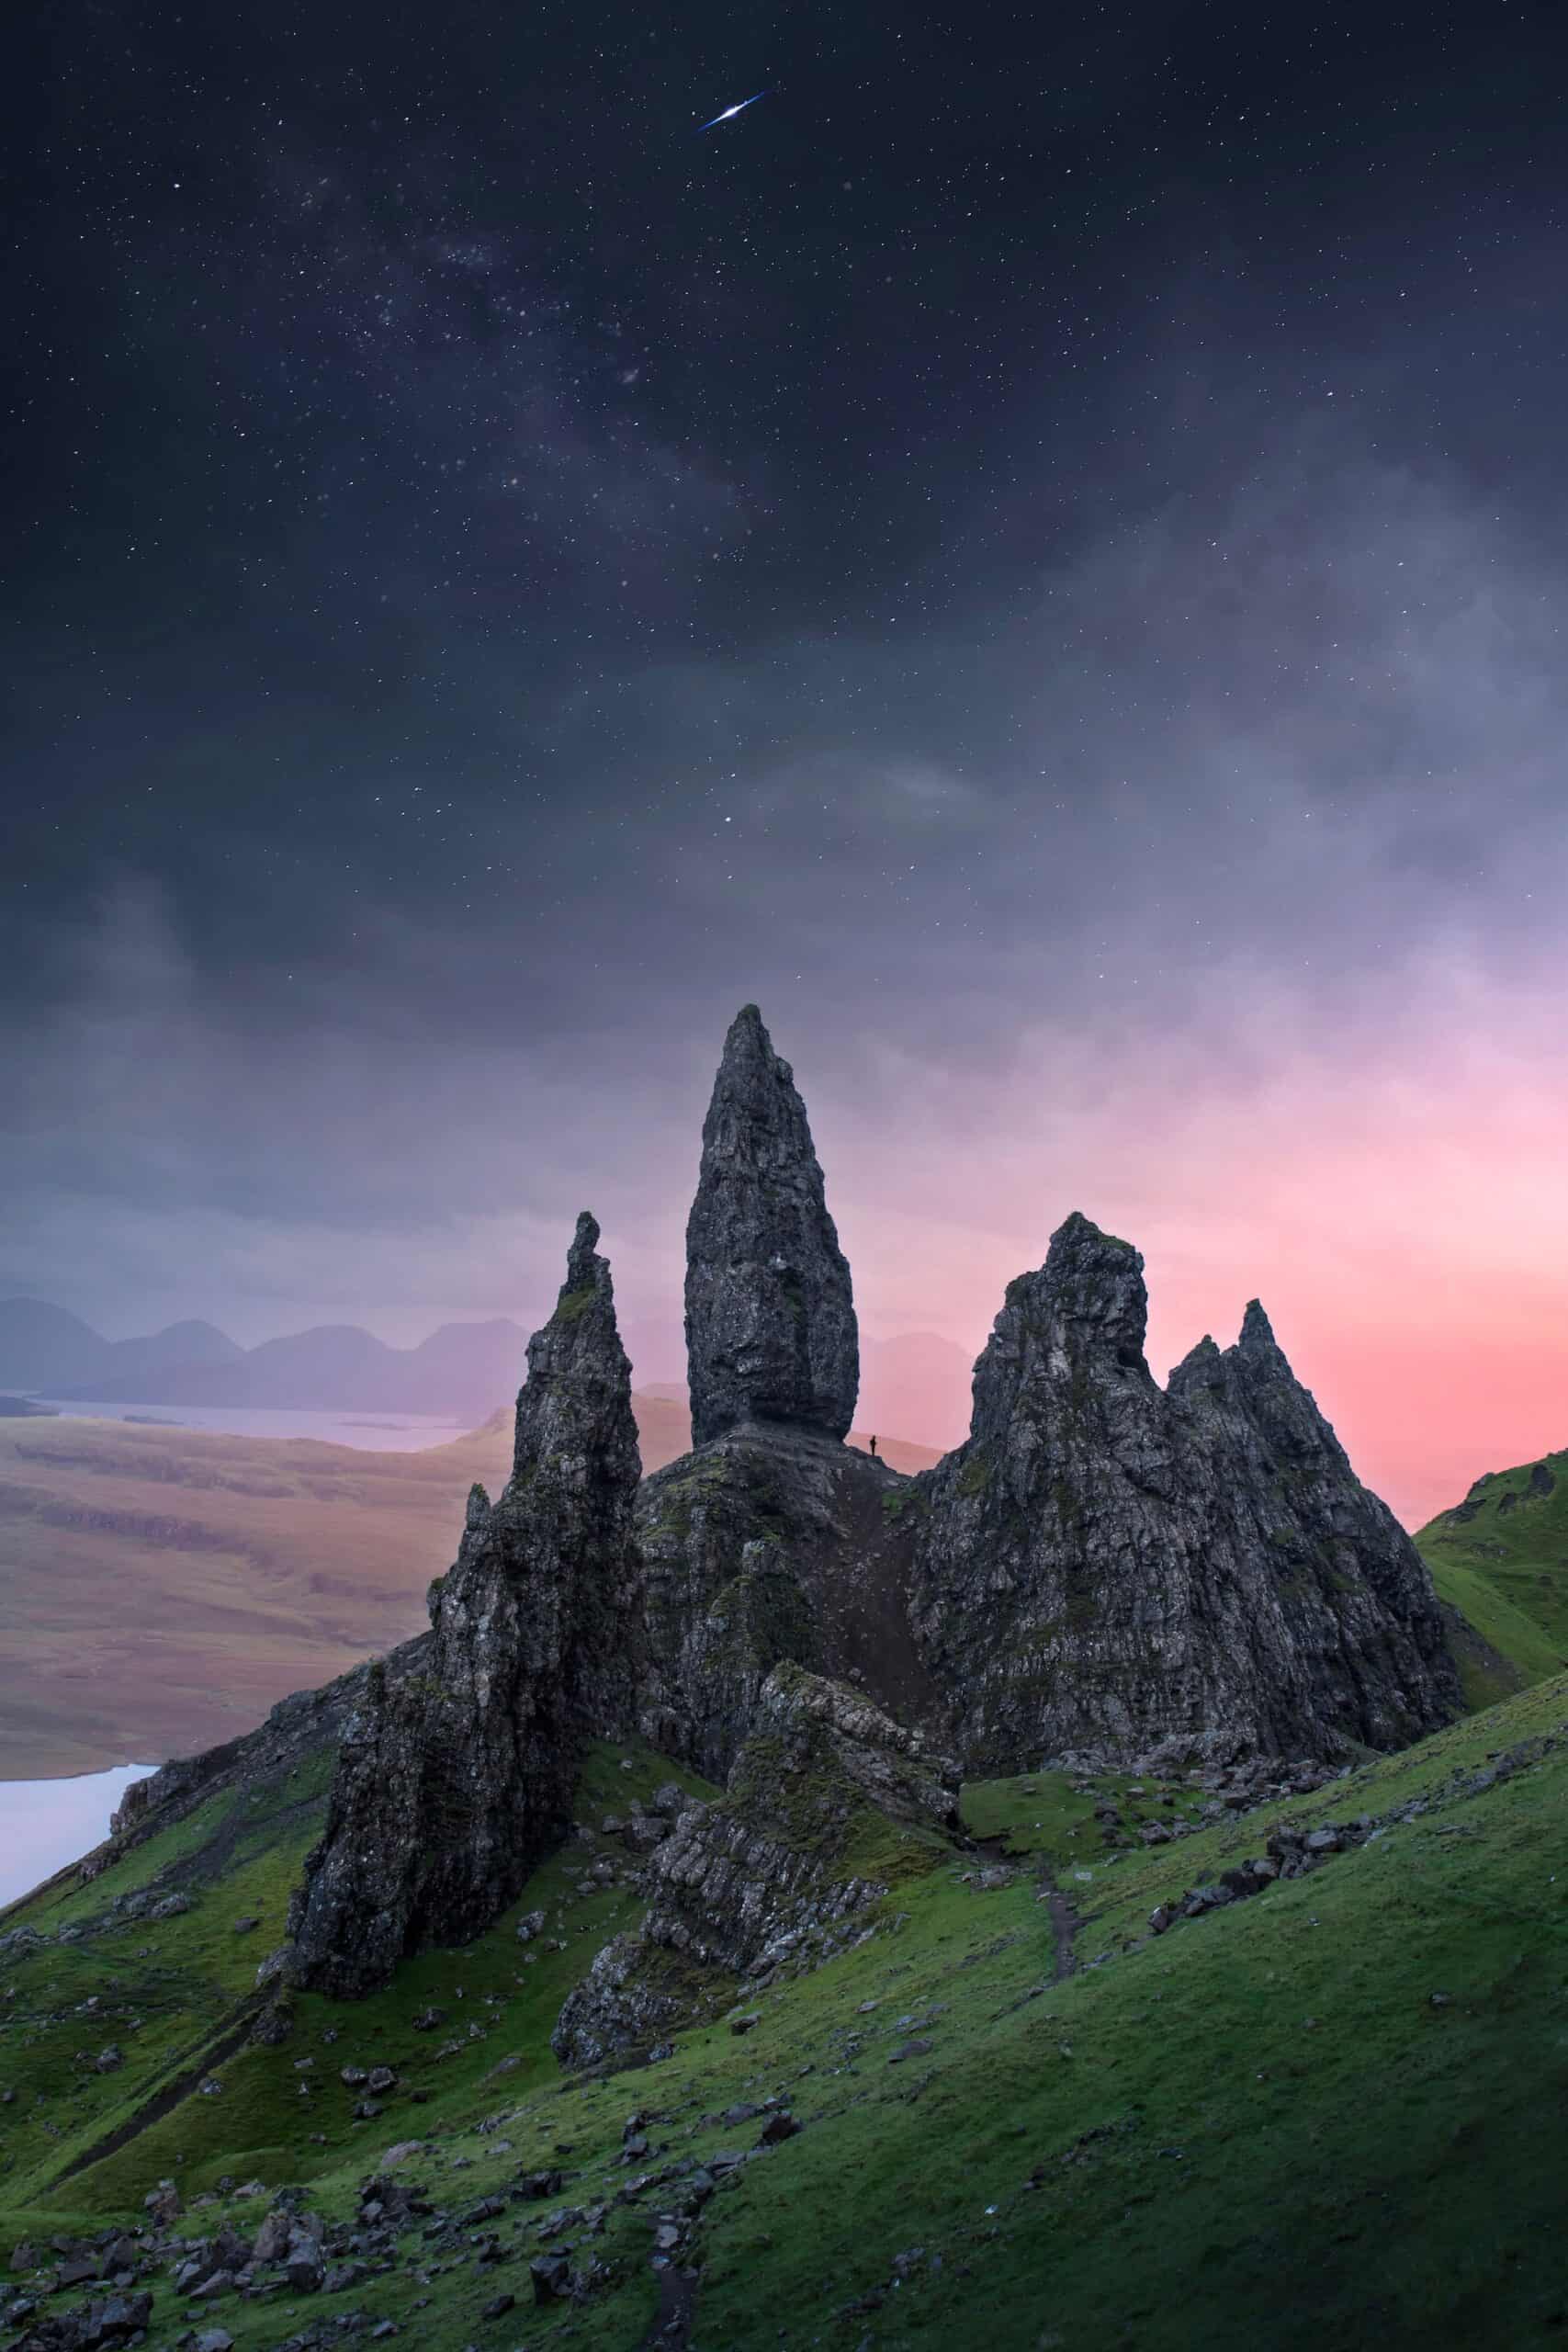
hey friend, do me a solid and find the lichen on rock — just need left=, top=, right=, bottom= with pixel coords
left=553, top=1661, right=959, bottom=2069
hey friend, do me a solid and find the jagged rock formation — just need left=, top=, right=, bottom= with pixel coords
left=101, top=1018, right=1470, bottom=2017
left=684, top=1004, right=858, bottom=1448
left=908, top=1212, right=1461, bottom=1772
left=554, top=1661, right=959, bottom=2068
left=636, top=1419, right=938, bottom=1781
left=286, top=1214, right=642, bottom=1996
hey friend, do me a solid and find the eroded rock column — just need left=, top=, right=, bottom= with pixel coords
left=287, top=1212, right=642, bottom=1996
left=684, top=1004, right=858, bottom=1447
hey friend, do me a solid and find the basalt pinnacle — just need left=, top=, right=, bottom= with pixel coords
left=286, top=1212, right=642, bottom=1996
left=684, top=1004, right=859, bottom=1448
left=908, top=1210, right=1460, bottom=1770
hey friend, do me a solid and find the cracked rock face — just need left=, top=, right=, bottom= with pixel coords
left=287, top=1213, right=643, bottom=1997
left=636, top=1419, right=937, bottom=1783
left=908, top=1212, right=1461, bottom=1773
left=553, top=1661, right=959, bottom=2069
left=684, top=1004, right=858, bottom=1448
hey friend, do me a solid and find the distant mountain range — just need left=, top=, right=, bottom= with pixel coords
left=0, top=1297, right=530, bottom=1422
left=0, top=1298, right=976, bottom=1442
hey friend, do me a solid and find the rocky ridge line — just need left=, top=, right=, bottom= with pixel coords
left=907, top=1211, right=1461, bottom=1770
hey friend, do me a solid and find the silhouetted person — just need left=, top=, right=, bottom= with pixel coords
left=869, top=1434, right=878, bottom=1459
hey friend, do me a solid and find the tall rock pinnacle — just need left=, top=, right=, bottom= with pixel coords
left=909, top=1211, right=1459, bottom=1770
left=684, top=1004, right=858, bottom=1448
left=287, top=1212, right=642, bottom=1996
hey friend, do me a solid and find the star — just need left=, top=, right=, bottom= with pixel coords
left=697, top=90, right=768, bottom=133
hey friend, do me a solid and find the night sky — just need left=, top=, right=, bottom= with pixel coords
left=7, top=0, right=1568, bottom=1523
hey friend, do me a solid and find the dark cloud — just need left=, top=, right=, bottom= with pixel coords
left=5, top=0, right=1568, bottom=1442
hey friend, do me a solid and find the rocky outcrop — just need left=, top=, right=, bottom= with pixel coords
left=287, top=1214, right=642, bottom=1996
left=684, top=1005, right=858, bottom=1448
left=95, top=1020, right=1472, bottom=2012
left=553, top=1662, right=958, bottom=2069
left=908, top=1213, right=1461, bottom=1773
left=636, top=1419, right=937, bottom=1782
left=100, top=1665, right=369, bottom=1862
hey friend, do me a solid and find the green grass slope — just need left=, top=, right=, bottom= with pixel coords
left=1416, top=1446, right=1568, bottom=1703
left=5, top=1679, right=1568, bottom=2348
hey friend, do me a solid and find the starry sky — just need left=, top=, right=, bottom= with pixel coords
left=6, top=0, right=1568, bottom=1525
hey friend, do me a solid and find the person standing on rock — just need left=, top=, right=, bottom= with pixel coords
left=869, top=1434, right=878, bottom=1459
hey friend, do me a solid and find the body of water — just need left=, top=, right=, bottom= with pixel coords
left=27, top=1399, right=469, bottom=1451
left=0, top=1764, right=156, bottom=1909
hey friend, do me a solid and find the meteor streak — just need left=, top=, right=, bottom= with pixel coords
left=698, top=90, right=768, bottom=132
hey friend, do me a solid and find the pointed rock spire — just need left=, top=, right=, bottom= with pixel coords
left=1166, top=1332, right=1222, bottom=1397
left=910, top=1215, right=1460, bottom=1772
left=684, top=1004, right=858, bottom=1449
left=1237, top=1297, right=1285, bottom=1359
left=287, top=1214, right=642, bottom=1997
left=968, top=1211, right=1154, bottom=1450
left=509, top=1209, right=641, bottom=1502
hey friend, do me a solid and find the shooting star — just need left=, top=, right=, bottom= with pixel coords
left=697, top=90, right=768, bottom=132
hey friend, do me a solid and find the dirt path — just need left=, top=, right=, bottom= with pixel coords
left=51, top=1992, right=265, bottom=2186
left=975, top=1834, right=1080, bottom=1978
left=636, top=2261, right=699, bottom=2351
left=1040, top=1877, right=1080, bottom=1979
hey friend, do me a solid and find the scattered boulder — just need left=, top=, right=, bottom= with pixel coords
left=530, top=2252, right=572, bottom=2304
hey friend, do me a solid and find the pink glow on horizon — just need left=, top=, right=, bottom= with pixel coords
left=826, top=962, right=1568, bottom=1532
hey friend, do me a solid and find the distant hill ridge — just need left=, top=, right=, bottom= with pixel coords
left=0, top=1295, right=530, bottom=1421
left=0, top=1297, right=976, bottom=1444
left=1415, top=1446, right=1568, bottom=1709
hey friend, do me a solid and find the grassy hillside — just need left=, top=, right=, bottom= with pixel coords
left=1416, top=1446, right=1568, bottom=1706
left=0, top=1404, right=940, bottom=1778
left=3, top=1679, right=1567, bottom=2347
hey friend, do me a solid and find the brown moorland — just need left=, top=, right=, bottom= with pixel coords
left=0, top=1401, right=937, bottom=1777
